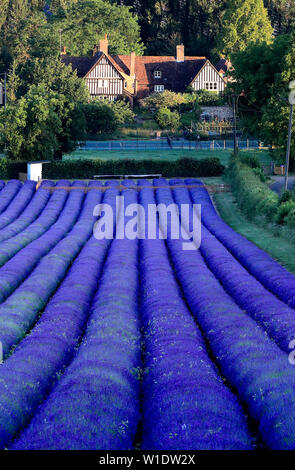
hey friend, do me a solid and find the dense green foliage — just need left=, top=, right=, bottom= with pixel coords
left=40, top=156, right=224, bottom=178
left=110, top=1, right=292, bottom=57
left=51, top=0, right=144, bottom=56
left=139, top=91, right=201, bottom=131
left=230, top=30, right=295, bottom=165
left=0, top=155, right=224, bottom=179
left=155, top=108, right=181, bottom=131
left=214, top=188, right=295, bottom=272
left=215, top=0, right=273, bottom=56
left=0, top=0, right=143, bottom=71
left=81, top=100, right=134, bottom=136
left=0, top=1, right=294, bottom=163
left=0, top=58, right=89, bottom=159
left=228, top=152, right=295, bottom=228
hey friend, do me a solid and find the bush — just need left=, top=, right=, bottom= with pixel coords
left=240, top=153, right=261, bottom=169
left=180, top=110, right=201, bottom=128
left=279, top=190, right=294, bottom=204
left=38, top=157, right=224, bottom=179
left=81, top=100, right=134, bottom=137
left=228, top=154, right=279, bottom=221
left=155, top=108, right=180, bottom=131
left=286, top=208, right=295, bottom=228
left=139, top=91, right=185, bottom=111
left=275, top=201, right=295, bottom=224
left=193, top=89, right=224, bottom=106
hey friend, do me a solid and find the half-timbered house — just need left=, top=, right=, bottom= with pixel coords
left=62, top=35, right=225, bottom=105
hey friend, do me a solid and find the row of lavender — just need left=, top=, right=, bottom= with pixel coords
left=0, top=180, right=294, bottom=448
left=7, top=181, right=253, bottom=450
left=154, top=179, right=295, bottom=449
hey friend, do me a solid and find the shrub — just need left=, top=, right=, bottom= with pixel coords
left=228, top=154, right=279, bottom=221
left=275, top=201, right=295, bottom=224
left=155, top=108, right=180, bottom=131
left=139, top=91, right=185, bottom=111
left=240, top=153, right=261, bottom=169
left=286, top=208, right=295, bottom=227
left=193, top=89, right=224, bottom=106
left=279, top=190, right=294, bottom=204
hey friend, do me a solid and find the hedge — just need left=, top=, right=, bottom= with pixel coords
left=40, top=157, right=224, bottom=179
left=0, top=159, right=27, bottom=180
left=227, top=153, right=295, bottom=229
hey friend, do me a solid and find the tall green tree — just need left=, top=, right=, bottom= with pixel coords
left=7, top=57, right=89, bottom=157
left=262, top=28, right=295, bottom=164
left=111, top=0, right=226, bottom=57
left=216, top=0, right=273, bottom=56
left=229, top=35, right=289, bottom=136
left=264, top=0, right=295, bottom=35
left=0, top=84, right=62, bottom=161
left=54, top=0, right=144, bottom=55
left=0, top=0, right=59, bottom=71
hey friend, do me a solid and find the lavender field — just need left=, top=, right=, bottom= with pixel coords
left=0, top=178, right=294, bottom=450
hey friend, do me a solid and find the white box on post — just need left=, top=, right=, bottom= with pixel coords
left=27, top=161, right=50, bottom=182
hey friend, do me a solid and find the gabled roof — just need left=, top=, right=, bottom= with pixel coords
left=62, top=53, right=223, bottom=92
left=216, top=58, right=230, bottom=73
left=111, top=55, right=208, bottom=91
left=62, top=53, right=103, bottom=77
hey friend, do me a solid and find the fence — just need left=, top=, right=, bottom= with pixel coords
left=78, top=139, right=260, bottom=152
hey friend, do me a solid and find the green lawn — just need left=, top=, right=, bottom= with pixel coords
left=64, top=149, right=271, bottom=167
left=212, top=187, right=295, bottom=274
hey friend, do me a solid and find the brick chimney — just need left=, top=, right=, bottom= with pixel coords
left=130, top=52, right=136, bottom=77
left=176, top=44, right=185, bottom=62
left=99, top=34, right=109, bottom=55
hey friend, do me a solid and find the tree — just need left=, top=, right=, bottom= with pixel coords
left=140, top=91, right=186, bottom=111
left=228, top=35, right=289, bottom=136
left=54, top=0, right=144, bottom=56
left=111, top=0, right=226, bottom=57
left=0, top=85, right=62, bottom=160
left=216, top=0, right=273, bottom=56
left=81, top=102, right=118, bottom=135
left=264, top=0, right=295, bottom=35
left=0, top=0, right=59, bottom=72
left=262, top=29, right=295, bottom=165
left=81, top=100, right=134, bottom=136
left=12, top=57, right=89, bottom=155
left=155, top=107, right=180, bottom=131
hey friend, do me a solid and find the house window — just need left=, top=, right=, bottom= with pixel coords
left=154, top=85, right=164, bottom=93
left=205, top=82, right=218, bottom=90
left=154, top=70, right=162, bottom=78
left=98, top=79, right=109, bottom=89
left=124, top=81, right=127, bottom=88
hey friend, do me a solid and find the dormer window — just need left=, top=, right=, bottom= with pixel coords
left=154, top=70, right=162, bottom=78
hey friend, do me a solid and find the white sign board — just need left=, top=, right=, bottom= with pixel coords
left=27, top=163, right=43, bottom=182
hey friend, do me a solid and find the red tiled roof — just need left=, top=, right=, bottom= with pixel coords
left=62, top=53, right=217, bottom=96
left=112, top=55, right=208, bottom=95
